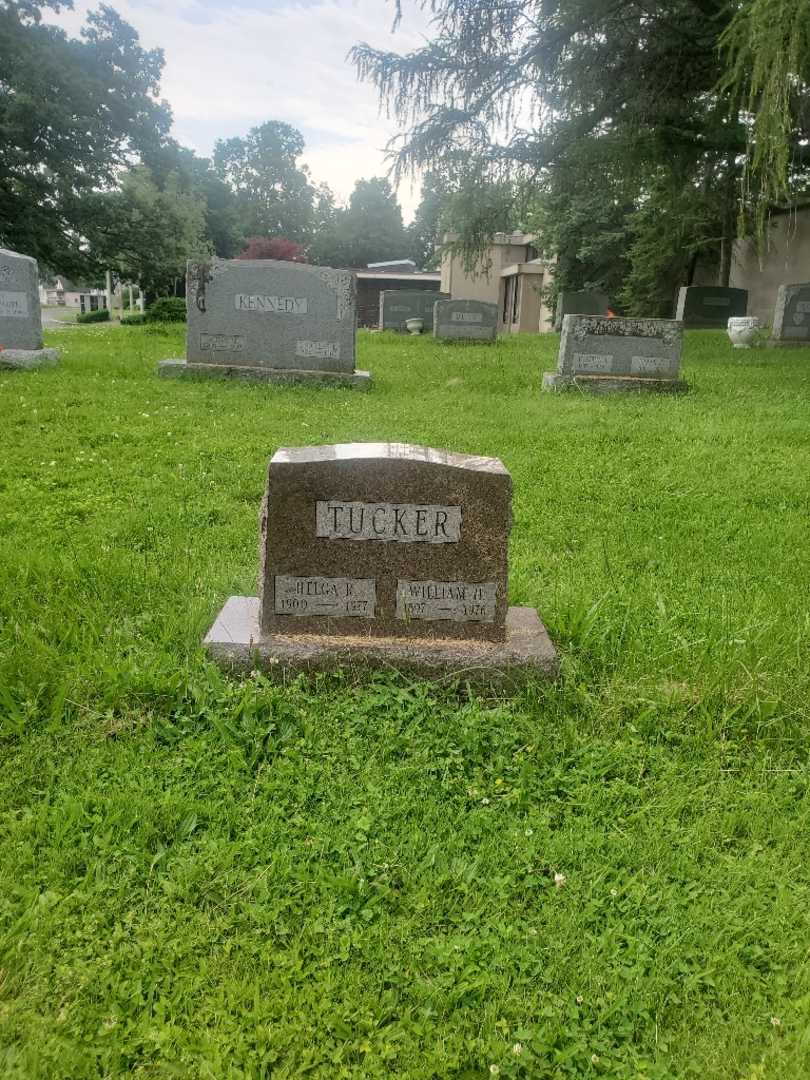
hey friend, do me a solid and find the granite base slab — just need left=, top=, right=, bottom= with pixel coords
left=0, top=348, right=60, bottom=370
left=543, top=372, right=688, bottom=394
left=204, top=596, right=559, bottom=687
left=158, top=359, right=372, bottom=389
left=765, top=339, right=810, bottom=349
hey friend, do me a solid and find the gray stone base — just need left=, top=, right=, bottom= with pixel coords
left=204, top=596, right=559, bottom=688
left=543, top=372, right=688, bottom=394
left=158, top=359, right=371, bottom=389
left=0, top=348, right=60, bottom=370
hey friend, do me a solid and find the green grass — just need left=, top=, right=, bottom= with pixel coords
left=1, top=324, right=809, bottom=1078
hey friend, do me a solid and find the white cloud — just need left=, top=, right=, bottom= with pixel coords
left=48, top=0, right=434, bottom=220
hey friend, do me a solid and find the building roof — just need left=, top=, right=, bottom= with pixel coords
left=355, top=270, right=442, bottom=282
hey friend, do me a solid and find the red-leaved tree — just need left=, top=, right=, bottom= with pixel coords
left=236, top=237, right=307, bottom=262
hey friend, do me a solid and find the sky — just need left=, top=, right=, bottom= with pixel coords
left=48, top=0, right=436, bottom=221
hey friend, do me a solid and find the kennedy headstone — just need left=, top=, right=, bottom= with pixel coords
left=434, top=299, right=498, bottom=342
left=543, top=315, right=687, bottom=393
left=770, top=282, right=810, bottom=346
left=0, top=248, right=59, bottom=370
left=379, top=290, right=449, bottom=332
left=204, top=443, right=558, bottom=685
left=159, top=257, right=370, bottom=387
left=553, top=290, right=610, bottom=331
left=675, top=285, right=747, bottom=328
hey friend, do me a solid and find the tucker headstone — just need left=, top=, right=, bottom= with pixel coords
left=543, top=315, right=687, bottom=393
left=158, top=257, right=370, bottom=387
left=0, top=248, right=59, bottom=370
left=553, top=290, right=610, bottom=331
left=770, top=282, right=810, bottom=346
left=675, top=285, right=747, bottom=328
left=434, top=299, right=498, bottom=342
left=204, top=443, right=558, bottom=686
left=379, top=290, right=450, bottom=332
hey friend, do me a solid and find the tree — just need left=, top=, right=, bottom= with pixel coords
left=311, top=177, right=407, bottom=267
left=97, top=166, right=209, bottom=298
left=213, top=122, right=314, bottom=243
left=352, top=2, right=810, bottom=309
left=237, top=237, right=307, bottom=261
left=406, top=171, right=450, bottom=268
left=0, top=0, right=171, bottom=273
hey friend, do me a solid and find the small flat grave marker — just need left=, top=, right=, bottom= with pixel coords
left=204, top=442, right=558, bottom=686
left=543, top=315, right=687, bottom=393
left=0, top=247, right=59, bottom=370
left=159, top=257, right=370, bottom=388
left=434, top=299, right=498, bottom=342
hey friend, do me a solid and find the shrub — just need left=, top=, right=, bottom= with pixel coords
left=76, top=308, right=110, bottom=324
left=237, top=237, right=307, bottom=262
left=120, top=313, right=146, bottom=326
left=146, top=297, right=187, bottom=323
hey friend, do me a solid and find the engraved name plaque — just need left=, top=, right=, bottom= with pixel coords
left=315, top=501, right=462, bottom=543
left=396, top=580, right=497, bottom=623
left=574, top=353, right=613, bottom=372
left=234, top=294, right=308, bottom=314
left=0, top=291, right=29, bottom=318
left=274, top=575, right=376, bottom=617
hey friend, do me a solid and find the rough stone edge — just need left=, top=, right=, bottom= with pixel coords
left=157, top=359, right=372, bottom=389
left=0, top=348, right=60, bottom=370
left=204, top=596, right=559, bottom=688
left=542, top=372, right=689, bottom=394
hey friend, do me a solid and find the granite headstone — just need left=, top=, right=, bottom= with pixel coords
left=434, top=299, right=498, bottom=341
left=0, top=247, right=59, bottom=370
left=204, top=443, right=558, bottom=685
left=553, top=290, right=610, bottom=331
left=675, top=285, right=747, bottom=328
left=543, top=315, right=687, bottom=393
left=159, top=257, right=370, bottom=387
left=379, top=290, right=450, bottom=332
left=770, top=282, right=810, bottom=346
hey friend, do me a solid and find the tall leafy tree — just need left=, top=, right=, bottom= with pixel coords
left=96, top=165, right=209, bottom=298
left=0, top=0, right=171, bottom=272
left=312, top=177, right=407, bottom=267
left=213, top=121, right=314, bottom=243
left=406, top=170, right=450, bottom=268
left=353, top=1, right=810, bottom=311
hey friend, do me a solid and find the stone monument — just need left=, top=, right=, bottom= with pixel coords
left=553, top=290, right=610, bottom=331
left=769, top=282, right=810, bottom=346
left=379, top=290, right=450, bottom=333
left=0, top=248, right=59, bottom=370
left=434, top=299, right=498, bottom=342
left=675, top=285, right=747, bottom=328
left=204, top=443, right=558, bottom=686
left=543, top=315, right=687, bottom=393
left=159, top=257, right=370, bottom=387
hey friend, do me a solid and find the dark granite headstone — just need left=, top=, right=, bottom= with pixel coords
left=675, top=286, right=747, bottom=328
left=379, top=290, right=450, bottom=332
left=770, top=282, right=810, bottom=345
left=553, top=290, right=610, bottom=331
left=203, top=443, right=558, bottom=685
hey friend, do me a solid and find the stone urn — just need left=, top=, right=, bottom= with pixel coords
left=727, top=316, right=760, bottom=348
left=405, top=316, right=424, bottom=335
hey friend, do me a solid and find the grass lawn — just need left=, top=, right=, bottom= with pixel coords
left=1, top=324, right=809, bottom=1078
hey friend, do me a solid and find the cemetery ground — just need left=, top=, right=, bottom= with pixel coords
left=1, top=324, right=809, bottom=1080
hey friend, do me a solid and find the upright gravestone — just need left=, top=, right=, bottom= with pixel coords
left=543, top=315, right=687, bottom=393
left=159, top=257, right=370, bottom=388
left=434, top=299, right=498, bottom=342
left=379, top=290, right=450, bottom=333
left=553, top=290, right=610, bottom=331
left=770, top=282, right=810, bottom=346
left=675, top=285, right=747, bottom=328
left=0, top=248, right=59, bottom=370
left=204, top=443, right=558, bottom=686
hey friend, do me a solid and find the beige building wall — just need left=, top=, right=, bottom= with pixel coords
left=731, top=207, right=810, bottom=325
left=500, top=265, right=555, bottom=333
left=440, top=233, right=536, bottom=306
